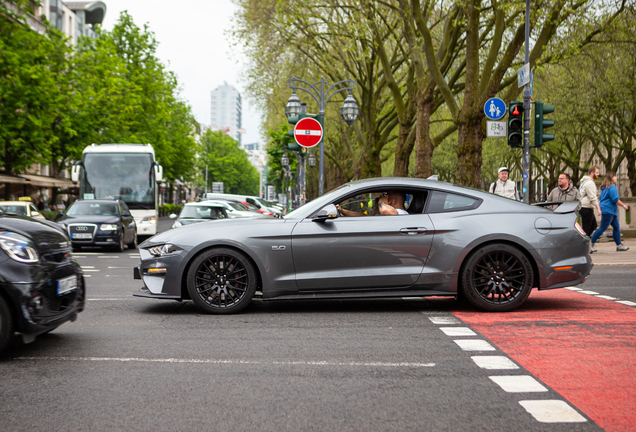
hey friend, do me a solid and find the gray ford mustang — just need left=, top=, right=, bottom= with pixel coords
left=133, top=177, right=592, bottom=313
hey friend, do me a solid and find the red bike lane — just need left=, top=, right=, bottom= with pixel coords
left=452, top=289, right=636, bottom=432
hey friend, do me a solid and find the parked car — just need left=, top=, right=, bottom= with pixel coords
left=0, top=201, right=45, bottom=220
left=133, top=177, right=593, bottom=314
left=0, top=210, right=85, bottom=354
left=203, top=199, right=269, bottom=219
left=170, top=202, right=229, bottom=229
left=204, top=193, right=282, bottom=216
left=240, top=201, right=275, bottom=216
left=56, top=199, right=137, bottom=252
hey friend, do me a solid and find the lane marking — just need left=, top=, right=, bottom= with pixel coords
left=454, top=339, right=496, bottom=351
left=73, top=256, right=87, bottom=258
left=128, top=254, right=140, bottom=257
left=440, top=327, right=476, bottom=337
left=565, top=287, right=582, bottom=291
left=594, top=262, right=636, bottom=266
left=15, top=356, right=435, bottom=368
left=80, top=266, right=95, bottom=269
left=98, top=256, right=120, bottom=259
left=577, top=290, right=599, bottom=295
left=84, top=275, right=92, bottom=278
left=82, top=269, right=100, bottom=272
left=472, top=356, right=519, bottom=370
left=428, top=317, right=461, bottom=325
left=595, top=295, right=617, bottom=300
left=489, top=375, right=548, bottom=393
left=519, top=400, right=587, bottom=423
left=108, top=266, right=132, bottom=269
left=616, top=300, right=636, bottom=307
left=87, top=298, right=134, bottom=301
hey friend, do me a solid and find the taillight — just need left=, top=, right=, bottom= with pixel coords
left=574, top=220, right=586, bottom=236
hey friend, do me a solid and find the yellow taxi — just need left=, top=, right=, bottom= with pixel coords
left=0, top=199, right=46, bottom=219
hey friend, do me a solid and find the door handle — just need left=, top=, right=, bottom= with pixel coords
left=400, top=227, right=427, bottom=235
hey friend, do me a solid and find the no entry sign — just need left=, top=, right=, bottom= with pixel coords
left=294, top=117, right=323, bottom=148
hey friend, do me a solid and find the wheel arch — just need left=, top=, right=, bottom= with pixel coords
left=179, top=244, right=263, bottom=300
left=454, top=239, right=541, bottom=297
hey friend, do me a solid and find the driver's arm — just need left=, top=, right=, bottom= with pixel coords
left=335, top=204, right=366, bottom=217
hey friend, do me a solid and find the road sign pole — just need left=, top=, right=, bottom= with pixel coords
left=522, top=0, right=531, bottom=204
left=319, top=78, right=325, bottom=197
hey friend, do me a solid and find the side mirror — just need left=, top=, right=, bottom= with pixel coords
left=169, top=213, right=177, bottom=219
left=313, top=204, right=339, bottom=221
left=122, top=211, right=131, bottom=217
left=54, top=210, right=64, bottom=221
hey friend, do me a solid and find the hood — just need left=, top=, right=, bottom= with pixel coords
left=0, top=214, right=72, bottom=255
left=59, top=215, right=120, bottom=225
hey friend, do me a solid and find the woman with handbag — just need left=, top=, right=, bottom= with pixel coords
left=590, top=172, right=630, bottom=252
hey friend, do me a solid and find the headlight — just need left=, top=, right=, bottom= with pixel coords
left=100, top=224, right=118, bottom=231
left=172, top=220, right=182, bottom=228
left=0, top=230, right=39, bottom=263
left=141, top=216, right=156, bottom=224
left=147, top=243, right=183, bottom=256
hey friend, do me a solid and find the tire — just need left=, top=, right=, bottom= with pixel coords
left=114, top=231, right=125, bottom=252
left=0, top=296, right=13, bottom=354
left=186, top=248, right=257, bottom=314
left=127, top=230, right=138, bottom=250
left=460, top=243, right=534, bottom=312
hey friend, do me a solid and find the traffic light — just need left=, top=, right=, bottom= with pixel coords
left=286, top=112, right=305, bottom=151
left=534, top=101, right=555, bottom=148
left=507, top=101, right=523, bottom=148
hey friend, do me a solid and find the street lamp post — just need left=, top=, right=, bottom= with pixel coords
left=286, top=76, right=359, bottom=196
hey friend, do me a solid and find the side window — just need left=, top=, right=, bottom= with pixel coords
left=246, top=198, right=257, bottom=207
left=30, top=204, right=39, bottom=214
left=427, top=191, right=481, bottom=213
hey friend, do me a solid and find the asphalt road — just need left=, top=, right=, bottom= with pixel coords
left=0, top=221, right=634, bottom=431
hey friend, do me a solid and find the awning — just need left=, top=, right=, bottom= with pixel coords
left=0, top=174, right=27, bottom=185
left=19, top=174, right=76, bottom=188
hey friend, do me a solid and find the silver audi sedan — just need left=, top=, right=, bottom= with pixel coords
left=133, top=177, right=592, bottom=314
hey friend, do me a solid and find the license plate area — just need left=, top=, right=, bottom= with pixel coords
left=57, top=275, right=77, bottom=295
left=71, top=233, right=93, bottom=239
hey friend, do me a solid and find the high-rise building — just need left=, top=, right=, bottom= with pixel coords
left=210, top=82, right=242, bottom=145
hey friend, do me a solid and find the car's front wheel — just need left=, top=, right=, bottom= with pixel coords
left=460, top=243, right=534, bottom=312
left=186, top=248, right=257, bottom=314
left=0, top=295, right=14, bottom=354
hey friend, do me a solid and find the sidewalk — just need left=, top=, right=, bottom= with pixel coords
left=591, top=238, right=636, bottom=266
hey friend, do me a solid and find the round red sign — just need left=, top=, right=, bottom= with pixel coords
left=293, top=117, right=323, bottom=148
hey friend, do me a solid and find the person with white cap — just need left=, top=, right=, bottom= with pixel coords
left=490, top=167, right=520, bottom=201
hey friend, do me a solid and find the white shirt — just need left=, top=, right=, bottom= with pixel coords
left=396, top=209, right=408, bottom=215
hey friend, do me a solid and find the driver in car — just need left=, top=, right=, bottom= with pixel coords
left=337, top=191, right=408, bottom=216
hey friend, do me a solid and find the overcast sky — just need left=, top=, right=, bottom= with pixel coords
left=101, top=0, right=264, bottom=146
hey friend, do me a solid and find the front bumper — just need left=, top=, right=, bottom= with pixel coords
left=132, top=247, right=186, bottom=300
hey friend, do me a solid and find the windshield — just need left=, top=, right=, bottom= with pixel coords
left=180, top=205, right=226, bottom=219
left=0, top=204, right=27, bottom=216
left=284, top=184, right=349, bottom=219
left=81, top=153, right=156, bottom=210
left=67, top=202, right=118, bottom=216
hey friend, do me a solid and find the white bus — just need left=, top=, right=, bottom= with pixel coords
left=71, top=144, right=164, bottom=236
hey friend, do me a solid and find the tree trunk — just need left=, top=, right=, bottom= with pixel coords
left=393, top=121, right=415, bottom=177
left=414, top=87, right=434, bottom=178
left=455, top=116, right=483, bottom=187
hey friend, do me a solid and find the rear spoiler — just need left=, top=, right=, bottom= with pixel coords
left=531, top=201, right=579, bottom=214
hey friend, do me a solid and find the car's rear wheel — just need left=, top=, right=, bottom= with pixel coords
left=0, top=296, right=13, bottom=354
left=187, top=248, right=256, bottom=314
left=127, top=230, right=138, bottom=250
left=461, top=243, right=533, bottom=312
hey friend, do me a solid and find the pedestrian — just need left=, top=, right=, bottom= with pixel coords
left=546, top=173, right=580, bottom=210
left=579, top=166, right=602, bottom=242
left=590, top=172, right=630, bottom=253
left=489, top=167, right=520, bottom=201
left=36, top=197, right=45, bottom=211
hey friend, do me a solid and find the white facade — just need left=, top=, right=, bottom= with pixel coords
left=32, top=0, right=105, bottom=45
left=210, top=83, right=242, bottom=145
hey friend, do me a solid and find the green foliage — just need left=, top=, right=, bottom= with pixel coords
left=158, top=204, right=183, bottom=217
left=199, top=130, right=260, bottom=195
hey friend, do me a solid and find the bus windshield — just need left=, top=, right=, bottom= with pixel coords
left=81, top=153, right=156, bottom=210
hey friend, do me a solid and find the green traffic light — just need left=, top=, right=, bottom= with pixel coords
left=534, top=102, right=555, bottom=148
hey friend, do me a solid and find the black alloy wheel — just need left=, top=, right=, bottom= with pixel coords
left=186, top=248, right=256, bottom=314
left=127, top=230, right=138, bottom=250
left=0, top=296, right=13, bottom=354
left=461, top=243, right=533, bottom=312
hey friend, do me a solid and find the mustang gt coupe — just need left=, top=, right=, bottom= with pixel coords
left=133, top=177, right=593, bottom=313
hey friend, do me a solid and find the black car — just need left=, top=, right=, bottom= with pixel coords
left=0, top=211, right=85, bottom=354
left=57, top=200, right=137, bottom=252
